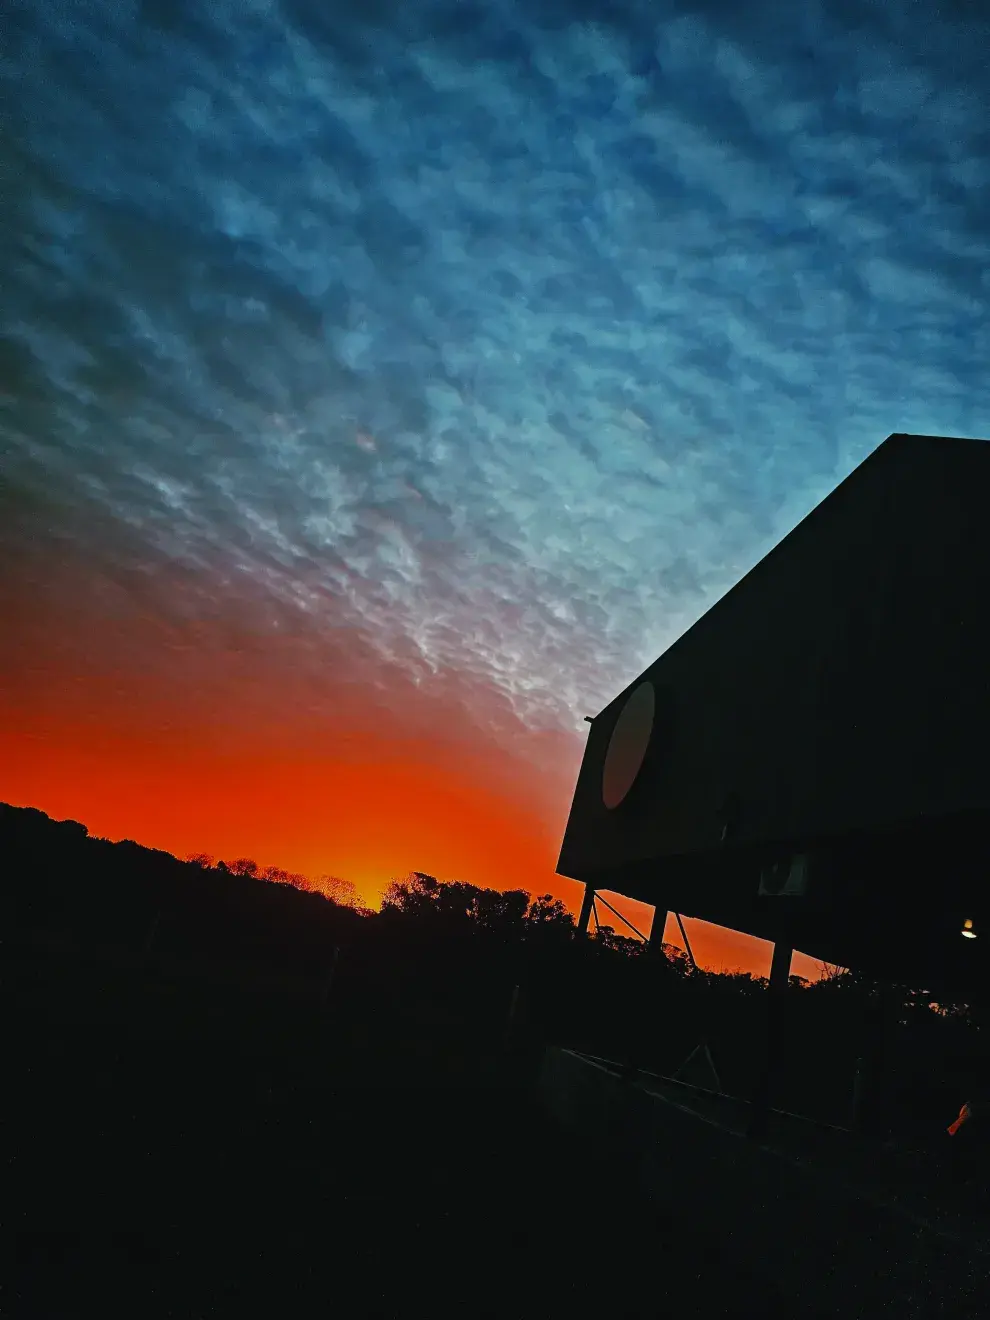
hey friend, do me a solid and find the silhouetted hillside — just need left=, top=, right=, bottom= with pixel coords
left=6, top=799, right=984, bottom=1137
left=4, top=802, right=368, bottom=978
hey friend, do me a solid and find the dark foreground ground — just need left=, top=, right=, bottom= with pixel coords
left=10, top=936, right=796, bottom=1318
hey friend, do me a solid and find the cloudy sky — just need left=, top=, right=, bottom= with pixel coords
left=2, top=0, right=987, bottom=971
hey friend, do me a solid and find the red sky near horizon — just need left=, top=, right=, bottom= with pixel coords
left=1, top=543, right=824, bottom=980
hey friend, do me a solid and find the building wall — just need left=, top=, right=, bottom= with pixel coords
left=560, top=435, right=990, bottom=876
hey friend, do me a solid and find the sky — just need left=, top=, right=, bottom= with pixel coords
left=2, top=0, right=988, bottom=976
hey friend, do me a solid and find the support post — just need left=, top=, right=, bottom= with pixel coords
left=647, top=907, right=669, bottom=956
left=747, top=940, right=792, bottom=1139
left=620, top=905, right=670, bottom=1080
left=855, top=982, right=897, bottom=1138
left=576, top=884, right=595, bottom=938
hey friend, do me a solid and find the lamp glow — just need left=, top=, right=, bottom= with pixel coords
left=961, top=918, right=977, bottom=939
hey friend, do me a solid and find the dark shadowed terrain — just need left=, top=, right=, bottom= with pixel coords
left=9, top=930, right=799, bottom=1318
left=9, top=806, right=983, bottom=1316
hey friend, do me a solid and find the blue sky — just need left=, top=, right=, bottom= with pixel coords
left=2, top=0, right=988, bottom=799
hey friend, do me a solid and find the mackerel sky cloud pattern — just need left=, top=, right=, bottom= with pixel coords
left=3, top=0, right=988, bottom=755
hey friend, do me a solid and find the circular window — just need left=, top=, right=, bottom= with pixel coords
left=601, top=681, right=656, bottom=810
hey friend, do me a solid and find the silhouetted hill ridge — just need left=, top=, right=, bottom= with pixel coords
left=3, top=801, right=365, bottom=975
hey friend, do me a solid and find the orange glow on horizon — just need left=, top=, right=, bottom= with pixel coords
left=1, top=714, right=823, bottom=979
left=1, top=571, right=824, bottom=981
left=1, top=726, right=565, bottom=910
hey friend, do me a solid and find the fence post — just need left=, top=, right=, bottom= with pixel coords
left=504, top=983, right=521, bottom=1050
left=851, top=1055, right=865, bottom=1132
left=320, top=946, right=340, bottom=1011
left=143, top=909, right=161, bottom=959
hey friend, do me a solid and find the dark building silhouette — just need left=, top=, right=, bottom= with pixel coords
left=559, top=434, right=990, bottom=996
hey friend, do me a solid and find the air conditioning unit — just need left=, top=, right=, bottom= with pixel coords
left=758, top=853, right=810, bottom=897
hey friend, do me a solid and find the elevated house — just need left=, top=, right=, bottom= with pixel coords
left=558, top=433, right=990, bottom=996
left=547, top=435, right=990, bottom=1313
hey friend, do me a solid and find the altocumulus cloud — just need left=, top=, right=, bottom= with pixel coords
left=2, top=0, right=988, bottom=737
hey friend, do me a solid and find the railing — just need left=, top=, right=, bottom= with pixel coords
left=571, top=1047, right=857, bottom=1138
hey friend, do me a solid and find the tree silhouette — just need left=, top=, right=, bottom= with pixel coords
left=312, top=874, right=362, bottom=907
left=228, top=858, right=259, bottom=878
left=594, top=925, right=645, bottom=958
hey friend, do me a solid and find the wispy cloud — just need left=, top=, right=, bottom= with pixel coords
left=3, top=0, right=987, bottom=745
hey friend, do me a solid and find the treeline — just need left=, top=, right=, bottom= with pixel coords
left=5, top=801, right=984, bottom=1131
left=3, top=803, right=588, bottom=973
left=184, top=852, right=367, bottom=911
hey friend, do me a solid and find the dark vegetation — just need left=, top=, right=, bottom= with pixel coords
left=7, top=801, right=984, bottom=1315
left=7, top=800, right=983, bottom=1126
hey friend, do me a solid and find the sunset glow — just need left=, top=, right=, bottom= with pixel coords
left=4, top=0, right=986, bottom=985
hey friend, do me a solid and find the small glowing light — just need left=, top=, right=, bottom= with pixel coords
left=961, top=918, right=977, bottom=939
